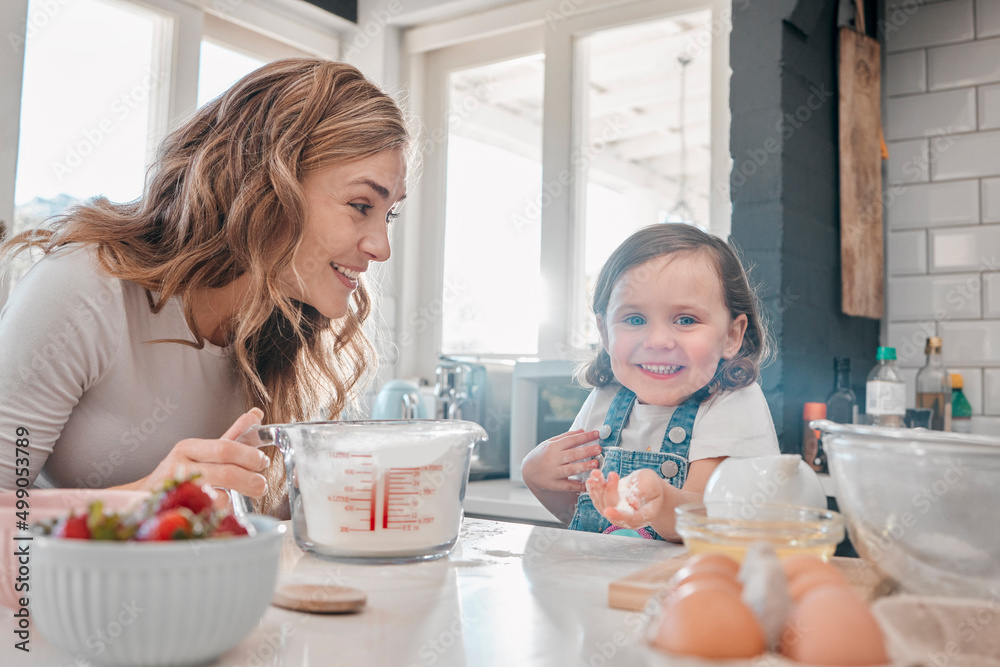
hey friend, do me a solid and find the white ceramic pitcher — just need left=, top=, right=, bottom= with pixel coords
left=702, top=454, right=827, bottom=510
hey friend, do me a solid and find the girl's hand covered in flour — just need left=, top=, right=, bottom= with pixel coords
left=585, top=469, right=666, bottom=530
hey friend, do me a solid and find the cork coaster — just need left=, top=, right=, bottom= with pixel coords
left=271, top=583, right=367, bottom=614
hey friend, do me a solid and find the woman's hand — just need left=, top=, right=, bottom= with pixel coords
left=116, top=408, right=270, bottom=498
left=521, top=429, right=602, bottom=493
left=586, top=468, right=667, bottom=530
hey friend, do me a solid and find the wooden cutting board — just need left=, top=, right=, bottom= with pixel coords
left=838, top=25, right=883, bottom=319
left=608, top=553, right=893, bottom=611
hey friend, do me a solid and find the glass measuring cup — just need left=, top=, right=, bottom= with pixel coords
left=235, top=420, right=487, bottom=564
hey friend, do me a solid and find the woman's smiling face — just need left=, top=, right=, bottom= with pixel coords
left=281, top=149, right=407, bottom=319
left=599, top=252, right=748, bottom=407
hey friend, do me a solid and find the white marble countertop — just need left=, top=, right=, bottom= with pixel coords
left=464, top=479, right=561, bottom=525
left=465, top=475, right=839, bottom=526
left=6, top=518, right=692, bottom=666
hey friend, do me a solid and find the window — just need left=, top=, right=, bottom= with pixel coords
left=400, top=0, right=731, bottom=375
left=2, top=0, right=334, bottom=296
left=197, top=15, right=314, bottom=109
left=441, top=56, right=545, bottom=355
left=197, top=40, right=266, bottom=108
left=13, top=0, right=170, bottom=238
left=576, top=12, right=714, bottom=347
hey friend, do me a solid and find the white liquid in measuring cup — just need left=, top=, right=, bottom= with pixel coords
left=298, top=440, right=465, bottom=555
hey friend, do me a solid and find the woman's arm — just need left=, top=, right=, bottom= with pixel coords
left=108, top=408, right=271, bottom=499
left=0, top=249, right=123, bottom=489
left=0, top=250, right=271, bottom=505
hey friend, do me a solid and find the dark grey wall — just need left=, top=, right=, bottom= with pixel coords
left=729, top=0, right=880, bottom=453
left=301, top=0, right=357, bottom=23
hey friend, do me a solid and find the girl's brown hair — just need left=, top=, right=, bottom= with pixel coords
left=580, top=223, right=770, bottom=395
left=2, top=59, right=410, bottom=514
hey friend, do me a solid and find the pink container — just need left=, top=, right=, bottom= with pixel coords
left=0, top=489, right=148, bottom=610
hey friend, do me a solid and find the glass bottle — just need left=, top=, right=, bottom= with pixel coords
left=951, top=373, right=973, bottom=434
left=802, top=402, right=827, bottom=473
left=826, top=357, right=858, bottom=425
left=915, top=337, right=952, bottom=431
left=865, top=347, right=905, bottom=427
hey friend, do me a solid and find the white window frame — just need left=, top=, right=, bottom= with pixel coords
left=0, top=0, right=345, bottom=262
left=396, top=0, right=732, bottom=380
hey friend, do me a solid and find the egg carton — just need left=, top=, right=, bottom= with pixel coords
left=637, top=592, right=1000, bottom=667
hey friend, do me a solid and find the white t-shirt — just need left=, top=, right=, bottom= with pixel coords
left=570, top=383, right=780, bottom=461
left=0, top=246, right=244, bottom=490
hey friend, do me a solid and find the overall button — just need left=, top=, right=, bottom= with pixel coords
left=660, top=460, right=679, bottom=478
left=668, top=426, right=687, bottom=444
left=596, top=453, right=605, bottom=468
left=598, top=424, right=612, bottom=440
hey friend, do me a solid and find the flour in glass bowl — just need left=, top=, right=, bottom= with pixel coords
left=297, top=440, right=468, bottom=556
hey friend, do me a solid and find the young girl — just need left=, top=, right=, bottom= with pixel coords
left=521, top=223, right=778, bottom=539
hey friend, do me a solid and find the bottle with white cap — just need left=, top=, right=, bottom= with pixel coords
left=865, top=347, right=905, bottom=427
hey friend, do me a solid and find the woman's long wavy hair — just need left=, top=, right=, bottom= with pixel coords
left=1, top=59, right=410, bottom=513
left=579, top=223, right=771, bottom=396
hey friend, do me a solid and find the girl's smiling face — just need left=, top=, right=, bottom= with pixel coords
left=598, top=252, right=748, bottom=407
left=281, top=149, right=407, bottom=319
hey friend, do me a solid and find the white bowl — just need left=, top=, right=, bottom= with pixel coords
left=702, top=454, right=827, bottom=510
left=30, top=514, right=284, bottom=666
left=0, top=489, right=149, bottom=610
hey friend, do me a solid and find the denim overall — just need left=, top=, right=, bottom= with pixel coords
left=568, top=384, right=711, bottom=540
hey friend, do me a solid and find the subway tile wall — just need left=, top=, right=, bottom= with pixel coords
left=884, top=0, right=1000, bottom=430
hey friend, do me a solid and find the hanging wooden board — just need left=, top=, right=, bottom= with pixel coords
left=838, top=26, right=883, bottom=319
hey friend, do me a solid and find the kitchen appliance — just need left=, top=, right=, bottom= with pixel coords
left=235, top=420, right=487, bottom=563
left=509, top=359, right=590, bottom=484
left=434, top=356, right=512, bottom=480
left=371, top=379, right=426, bottom=419
left=434, top=357, right=480, bottom=421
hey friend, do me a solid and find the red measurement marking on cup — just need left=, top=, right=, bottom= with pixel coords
left=383, top=467, right=422, bottom=530
left=339, top=455, right=376, bottom=531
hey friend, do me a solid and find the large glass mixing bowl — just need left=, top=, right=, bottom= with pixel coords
left=814, top=420, right=1000, bottom=598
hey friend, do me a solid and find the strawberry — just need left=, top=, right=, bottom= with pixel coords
left=53, top=513, right=91, bottom=539
left=85, top=500, right=137, bottom=541
left=155, top=479, right=215, bottom=516
left=213, top=514, right=250, bottom=537
left=135, top=509, right=194, bottom=541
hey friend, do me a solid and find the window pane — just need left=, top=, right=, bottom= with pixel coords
left=12, top=0, right=167, bottom=294
left=14, top=0, right=166, bottom=242
left=576, top=11, right=714, bottom=347
left=197, top=40, right=266, bottom=108
left=441, top=55, right=544, bottom=355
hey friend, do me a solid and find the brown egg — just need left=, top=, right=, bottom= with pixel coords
left=782, top=555, right=843, bottom=584
left=650, top=580, right=766, bottom=659
left=685, top=552, right=741, bottom=576
left=669, top=565, right=742, bottom=596
left=787, top=569, right=848, bottom=603
left=668, top=568, right=743, bottom=595
left=780, top=585, right=889, bottom=666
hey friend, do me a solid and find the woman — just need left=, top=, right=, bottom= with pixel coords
left=0, top=59, right=409, bottom=516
